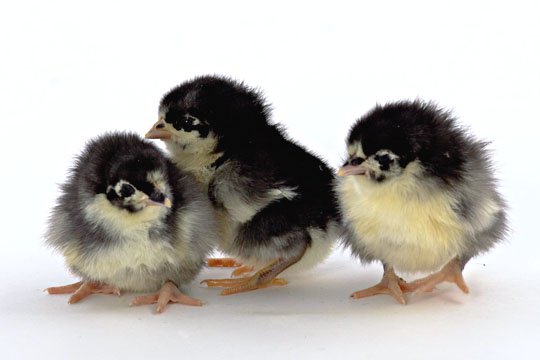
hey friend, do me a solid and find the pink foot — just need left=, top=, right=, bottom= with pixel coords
left=231, top=265, right=254, bottom=278
left=407, top=258, right=470, bottom=295
left=130, top=281, right=203, bottom=313
left=45, top=281, right=121, bottom=304
left=351, top=267, right=411, bottom=304
left=207, top=258, right=243, bottom=267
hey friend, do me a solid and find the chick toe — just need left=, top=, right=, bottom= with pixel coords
left=201, top=276, right=286, bottom=288
left=130, top=281, right=202, bottom=313
left=219, top=278, right=288, bottom=295
left=45, top=281, right=85, bottom=294
left=230, top=265, right=254, bottom=277
left=47, top=281, right=120, bottom=304
left=351, top=267, right=409, bottom=304
left=207, top=258, right=243, bottom=267
left=202, top=259, right=293, bottom=295
left=408, top=258, right=470, bottom=295
left=46, top=281, right=121, bottom=304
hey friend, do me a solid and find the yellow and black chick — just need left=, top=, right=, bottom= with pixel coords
left=45, top=132, right=218, bottom=313
left=336, top=101, right=507, bottom=304
left=146, top=75, right=341, bottom=295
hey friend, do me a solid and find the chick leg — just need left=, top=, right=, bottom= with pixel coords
left=351, top=264, right=410, bottom=304
left=406, top=258, right=469, bottom=294
left=202, top=260, right=289, bottom=290
left=45, top=281, right=121, bottom=304
left=202, top=259, right=292, bottom=295
left=201, top=243, right=307, bottom=296
left=130, top=281, right=202, bottom=313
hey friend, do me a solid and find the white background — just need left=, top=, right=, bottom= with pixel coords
left=1, top=0, right=539, bottom=359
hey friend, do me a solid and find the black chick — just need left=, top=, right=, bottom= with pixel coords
left=46, top=132, right=217, bottom=312
left=146, top=75, right=341, bottom=295
left=336, top=101, right=508, bottom=304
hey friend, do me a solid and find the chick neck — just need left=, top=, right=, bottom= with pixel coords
left=165, top=139, right=223, bottom=189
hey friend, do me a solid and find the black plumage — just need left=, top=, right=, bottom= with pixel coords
left=146, top=75, right=341, bottom=295
left=46, top=132, right=217, bottom=312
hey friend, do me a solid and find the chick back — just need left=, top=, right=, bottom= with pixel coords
left=209, top=124, right=341, bottom=268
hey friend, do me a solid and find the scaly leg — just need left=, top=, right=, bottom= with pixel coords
left=406, top=258, right=469, bottom=294
left=201, top=243, right=306, bottom=295
left=45, top=281, right=121, bottom=304
left=201, top=260, right=290, bottom=295
left=202, top=274, right=288, bottom=288
left=351, top=264, right=411, bottom=304
left=130, top=281, right=202, bottom=313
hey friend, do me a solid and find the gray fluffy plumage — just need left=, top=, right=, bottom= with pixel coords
left=46, top=132, right=217, bottom=292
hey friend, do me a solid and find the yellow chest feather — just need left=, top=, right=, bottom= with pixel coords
left=338, top=176, right=467, bottom=272
left=63, top=196, right=186, bottom=291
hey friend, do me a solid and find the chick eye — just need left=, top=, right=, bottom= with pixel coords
left=374, top=154, right=392, bottom=168
left=150, top=192, right=165, bottom=203
left=120, top=184, right=135, bottom=197
left=182, top=117, right=194, bottom=131
left=350, top=157, right=364, bottom=166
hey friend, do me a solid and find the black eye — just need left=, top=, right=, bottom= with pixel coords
left=106, top=189, right=119, bottom=201
left=120, top=184, right=135, bottom=197
left=350, top=157, right=364, bottom=166
left=150, top=192, right=165, bottom=203
left=182, top=117, right=194, bottom=131
left=374, top=154, right=392, bottom=170
left=164, top=109, right=186, bottom=131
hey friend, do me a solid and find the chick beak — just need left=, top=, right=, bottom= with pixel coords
left=144, top=197, right=172, bottom=208
left=145, top=118, right=172, bottom=140
left=337, top=164, right=369, bottom=177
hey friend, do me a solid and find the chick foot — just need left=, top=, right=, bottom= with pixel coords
left=130, top=281, right=202, bottom=313
left=351, top=266, right=411, bottom=304
left=201, top=258, right=295, bottom=295
left=45, top=281, right=121, bottom=304
left=231, top=265, right=254, bottom=277
left=207, top=257, right=243, bottom=267
left=407, top=258, right=470, bottom=295
left=202, top=277, right=288, bottom=293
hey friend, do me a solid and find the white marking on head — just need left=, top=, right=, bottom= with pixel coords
left=109, top=180, right=151, bottom=211
left=375, top=149, right=398, bottom=160
left=186, top=114, right=202, bottom=126
left=146, top=171, right=168, bottom=194
left=348, top=141, right=366, bottom=159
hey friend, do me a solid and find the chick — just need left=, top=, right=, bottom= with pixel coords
left=146, top=75, right=341, bottom=295
left=45, top=132, right=217, bottom=312
left=336, top=101, right=507, bottom=304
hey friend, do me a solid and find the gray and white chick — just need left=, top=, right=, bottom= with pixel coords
left=336, top=101, right=508, bottom=304
left=146, top=76, right=341, bottom=295
left=46, top=132, right=217, bottom=313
